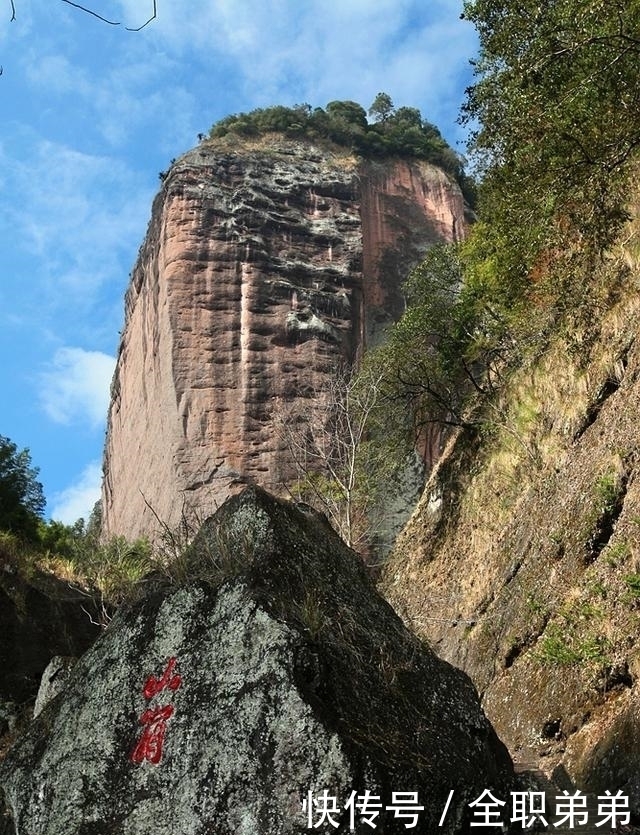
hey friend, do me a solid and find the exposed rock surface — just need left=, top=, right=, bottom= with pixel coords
left=102, top=136, right=466, bottom=540
left=0, top=487, right=513, bottom=834
left=381, top=265, right=640, bottom=805
left=33, top=656, right=77, bottom=718
left=0, top=562, right=102, bottom=703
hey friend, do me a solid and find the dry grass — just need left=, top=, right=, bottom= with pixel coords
left=382, top=186, right=640, bottom=664
left=198, top=131, right=360, bottom=169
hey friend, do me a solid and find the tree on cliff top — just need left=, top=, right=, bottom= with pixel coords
left=0, top=435, right=45, bottom=540
left=207, top=97, right=476, bottom=205
left=368, top=92, right=394, bottom=123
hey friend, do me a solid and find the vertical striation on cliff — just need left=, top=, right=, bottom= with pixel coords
left=102, top=136, right=465, bottom=540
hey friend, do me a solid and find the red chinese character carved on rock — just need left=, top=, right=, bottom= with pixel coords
left=143, top=656, right=182, bottom=699
left=131, top=704, right=175, bottom=764
left=130, top=657, right=181, bottom=765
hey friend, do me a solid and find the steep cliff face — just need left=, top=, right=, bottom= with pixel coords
left=380, top=221, right=640, bottom=807
left=102, top=136, right=465, bottom=540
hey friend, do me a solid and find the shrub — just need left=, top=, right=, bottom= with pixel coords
left=207, top=97, right=474, bottom=203
left=369, top=242, right=509, bottom=433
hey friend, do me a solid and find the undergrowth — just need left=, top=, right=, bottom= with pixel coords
left=0, top=499, right=274, bottom=628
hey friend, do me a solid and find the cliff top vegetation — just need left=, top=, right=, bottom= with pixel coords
left=208, top=94, right=476, bottom=205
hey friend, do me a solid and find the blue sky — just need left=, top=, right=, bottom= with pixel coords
left=0, top=0, right=477, bottom=525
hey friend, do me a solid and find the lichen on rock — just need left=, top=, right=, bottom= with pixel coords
left=0, top=487, right=513, bottom=834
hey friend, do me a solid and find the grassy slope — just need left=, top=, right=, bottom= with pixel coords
left=381, top=187, right=640, bottom=793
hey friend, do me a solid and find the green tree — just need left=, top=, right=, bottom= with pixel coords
left=325, top=100, right=368, bottom=129
left=324, top=100, right=368, bottom=146
left=462, top=0, right=640, bottom=273
left=368, top=92, right=394, bottom=123
left=38, top=517, right=86, bottom=558
left=0, top=435, right=45, bottom=539
left=371, top=244, right=510, bottom=431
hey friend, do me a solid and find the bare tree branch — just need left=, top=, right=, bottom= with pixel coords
left=274, top=365, right=392, bottom=552
left=60, top=0, right=120, bottom=25
left=126, top=0, right=157, bottom=31
left=2, top=1, right=158, bottom=76
left=6, top=1, right=158, bottom=30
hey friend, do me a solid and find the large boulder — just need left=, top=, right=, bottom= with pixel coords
left=0, top=487, right=514, bottom=834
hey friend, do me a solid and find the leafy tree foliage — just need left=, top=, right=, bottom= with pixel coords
left=0, top=435, right=45, bottom=539
left=37, top=501, right=102, bottom=560
left=38, top=517, right=86, bottom=558
left=371, top=244, right=507, bottom=430
left=368, top=92, right=394, bottom=122
left=209, top=96, right=475, bottom=204
left=462, top=0, right=640, bottom=278
left=374, top=2, right=640, bottom=439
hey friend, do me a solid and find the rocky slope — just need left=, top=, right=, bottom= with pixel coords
left=101, top=135, right=466, bottom=540
left=0, top=488, right=514, bottom=834
left=381, top=213, right=640, bottom=810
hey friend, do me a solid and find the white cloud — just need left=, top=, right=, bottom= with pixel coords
left=114, top=0, right=477, bottom=145
left=10, top=138, right=150, bottom=266
left=24, top=51, right=92, bottom=95
left=21, top=24, right=196, bottom=152
left=0, top=133, right=153, bottom=343
left=40, top=347, right=115, bottom=427
left=49, top=460, right=102, bottom=524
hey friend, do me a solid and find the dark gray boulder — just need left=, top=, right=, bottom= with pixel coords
left=33, top=656, right=77, bottom=718
left=0, top=487, right=514, bottom=834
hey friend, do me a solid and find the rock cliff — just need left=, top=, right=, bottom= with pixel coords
left=0, top=488, right=514, bottom=834
left=380, top=237, right=640, bottom=810
left=102, top=135, right=466, bottom=540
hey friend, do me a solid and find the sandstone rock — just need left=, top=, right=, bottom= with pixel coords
left=102, top=136, right=466, bottom=541
left=0, top=487, right=513, bottom=834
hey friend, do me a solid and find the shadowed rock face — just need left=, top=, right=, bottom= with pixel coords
left=0, top=487, right=513, bottom=835
left=102, top=137, right=466, bottom=540
left=0, top=800, right=13, bottom=835
left=0, top=566, right=102, bottom=703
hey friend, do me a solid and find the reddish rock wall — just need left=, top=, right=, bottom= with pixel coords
left=102, top=137, right=465, bottom=539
